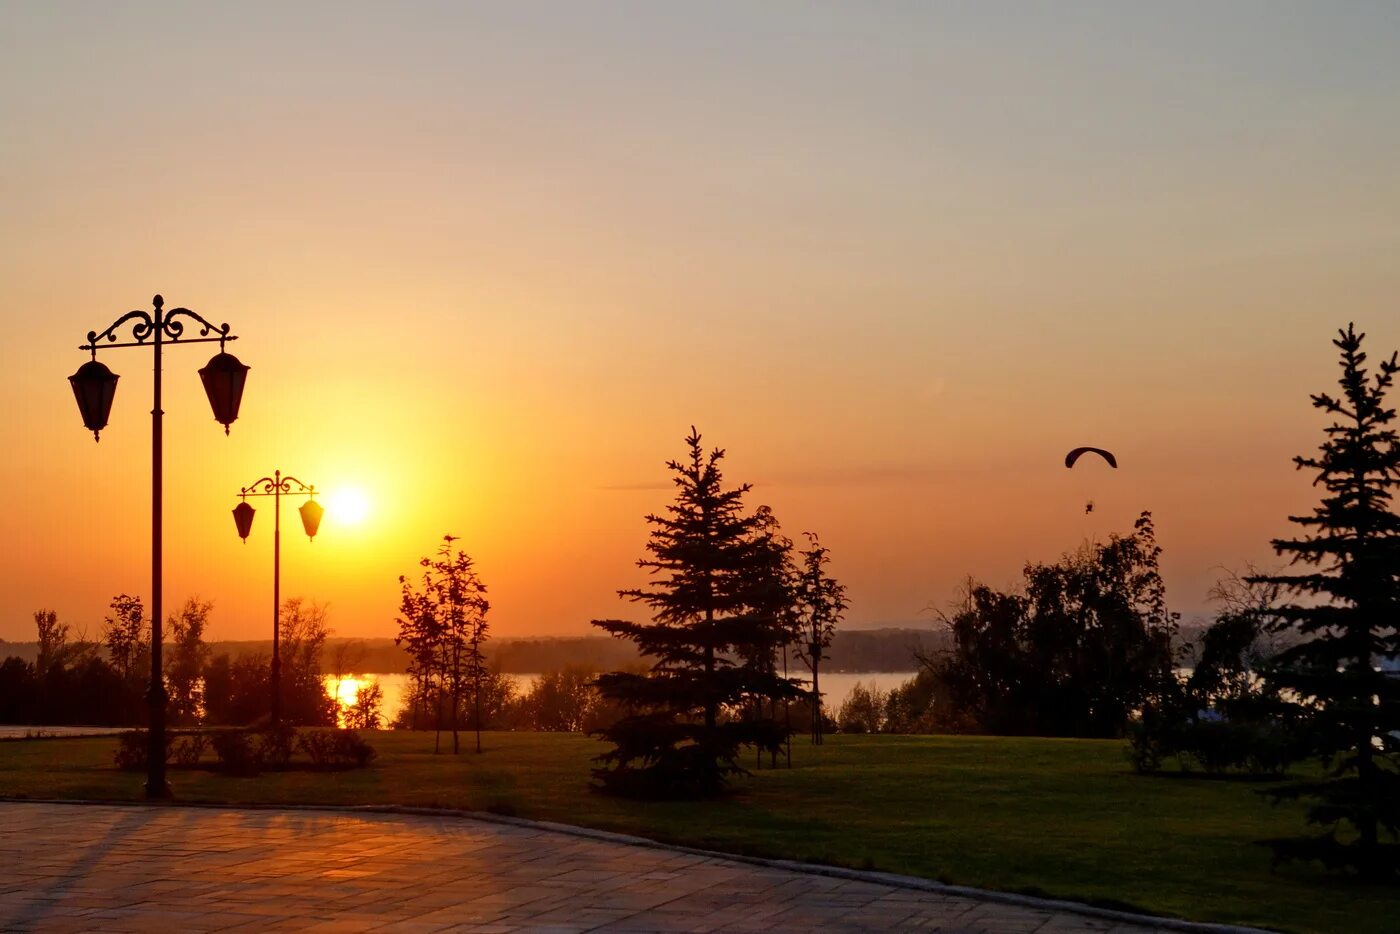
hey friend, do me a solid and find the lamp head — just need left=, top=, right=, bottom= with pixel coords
left=199, top=352, right=249, bottom=434
left=299, top=498, right=324, bottom=541
left=69, top=359, right=120, bottom=441
left=232, top=500, right=255, bottom=541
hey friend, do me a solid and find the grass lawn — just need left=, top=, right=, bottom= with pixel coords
left=0, top=730, right=1391, bottom=933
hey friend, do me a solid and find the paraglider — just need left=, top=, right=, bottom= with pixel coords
left=1065, top=448, right=1116, bottom=517
left=1064, top=447, right=1118, bottom=469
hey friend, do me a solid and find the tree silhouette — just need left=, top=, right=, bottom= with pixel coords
left=793, top=532, right=847, bottom=744
left=397, top=535, right=490, bottom=753
left=346, top=680, right=385, bottom=729
left=328, top=639, right=368, bottom=724
left=201, top=652, right=271, bottom=726
left=102, top=594, right=148, bottom=724
left=278, top=599, right=336, bottom=726
left=33, top=610, right=70, bottom=674
left=731, top=506, right=798, bottom=769
left=103, top=595, right=147, bottom=681
left=396, top=572, right=441, bottom=738
left=592, top=428, right=802, bottom=797
left=165, top=598, right=211, bottom=727
left=929, top=513, right=1178, bottom=737
left=1250, top=324, right=1400, bottom=878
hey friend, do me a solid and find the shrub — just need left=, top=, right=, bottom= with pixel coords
left=114, top=730, right=147, bottom=771
left=836, top=682, right=888, bottom=734
left=1126, top=711, right=1169, bottom=773
left=169, top=733, right=208, bottom=767
left=210, top=730, right=262, bottom=776
left=1128, top=711, right=1302, bottom=778
left=257, top=722, right=298, bottom=769
left=1181, top=718, right=1299, bottom=777
left=117, top=730, right=216, bottom=770
left=298, top=729, right=377, bottom=770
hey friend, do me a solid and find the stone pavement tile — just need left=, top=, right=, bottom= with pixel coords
left=361, top=921, right=458, bottom=934
left=301, top=918, right=386, bottom=933
left=1033, top=919, right=1121, bottom=933
left=551, top=868, right=630, bottom=884
left=403, top=905, right=514, bottom=927
left=578, top=889, right=687, bottom=913
left=248, top=918, right=327, bottom=931
left=520, top=906, right=637, bottom=926
left=833, top=907, right=923, bottom=931
left=0, top=802, right=1177, bottom=934
left=186, top=912, right=283, bottom=930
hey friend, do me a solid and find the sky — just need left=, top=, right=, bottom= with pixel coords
left=2, top=2, right=1398, bottom=643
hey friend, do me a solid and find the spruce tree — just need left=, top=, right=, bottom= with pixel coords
left=1251, top=324, right=1400, bottom=877
left=592, top=429, right=803, bottom=798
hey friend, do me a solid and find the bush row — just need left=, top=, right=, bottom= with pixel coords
left=115, top=725, right=376, bottom=776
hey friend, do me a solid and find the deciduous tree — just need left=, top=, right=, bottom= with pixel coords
left=278, top=598, right=336, bottom=726
left=396, top=536, right=490, bottom=753
left=346, top=680, right=384, bottom=730
left=929, top=513, right=1178, bottom=737
left=102, top=594, right=147, bottom=723
left=793, top=533, right=847, bottom=744
left=165, top=598, right=211, bottom=727
left=34, top=610, right=70, bottom=674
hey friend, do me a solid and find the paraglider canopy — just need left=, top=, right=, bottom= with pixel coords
left=1065, top=447, right=1117, bottom=469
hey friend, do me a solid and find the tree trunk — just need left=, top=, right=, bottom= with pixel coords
left=434, top=672, right=444, bottom=755
left=473, top=640, right=483, bottom=754
left=703, top=614, right=716, bottom=731
left=783, top=646, right=792, bottom=767
left=450, top=640, right=461, bottom=755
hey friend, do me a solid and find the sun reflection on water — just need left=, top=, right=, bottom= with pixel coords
left=324, top=674, right=377, bottom=728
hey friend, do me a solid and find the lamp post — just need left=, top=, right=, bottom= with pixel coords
left=70, top=295, right=248, bottom=799
left=233, top=471, right=322, bottom=726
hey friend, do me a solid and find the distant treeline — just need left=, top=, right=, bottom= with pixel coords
left=313, top=628, right=949, bottom=673
left=0, top=628, right=950, bottom=674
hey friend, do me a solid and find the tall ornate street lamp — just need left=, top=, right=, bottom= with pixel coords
left=233, top=471, right=322, bottom=725
left=70, top=294, right=247, bottom=799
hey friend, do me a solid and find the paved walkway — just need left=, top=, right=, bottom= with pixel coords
left=0, top=802, right=1179, bottom=933
left=0, top=727, right=128, bottom=740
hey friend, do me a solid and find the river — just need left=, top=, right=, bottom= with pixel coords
left=323, top=670, right=920, bottom=727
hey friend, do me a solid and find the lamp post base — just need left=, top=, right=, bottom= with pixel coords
left=144, top=780, right=174, bottom=801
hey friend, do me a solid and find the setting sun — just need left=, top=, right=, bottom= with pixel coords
left=3, top=6, right=1399, bottom=930
left=326, top=487, right=371, bottom=527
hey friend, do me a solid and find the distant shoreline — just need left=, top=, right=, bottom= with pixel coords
left=1, top=628, right=950, bottom=675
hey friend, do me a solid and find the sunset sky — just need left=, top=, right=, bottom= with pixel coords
left=2, top=3, right=1398, bottom=643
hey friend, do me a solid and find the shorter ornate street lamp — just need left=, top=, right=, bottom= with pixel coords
left=234, top=470, right=320, bottom=725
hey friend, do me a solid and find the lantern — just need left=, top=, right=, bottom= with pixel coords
left=232, top=500, right=256, bottom=541
left=69, top=359, right=120, bottom=441
left=299, top=498, right=324, bottom=541
left=198, top=352, right=249, bottom=434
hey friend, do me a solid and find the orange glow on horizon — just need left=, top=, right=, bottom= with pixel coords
left=1, top=5, right=1397, bottom=643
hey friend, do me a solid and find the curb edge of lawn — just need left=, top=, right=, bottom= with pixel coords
left=0, top=796, right=1275, bottom=934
